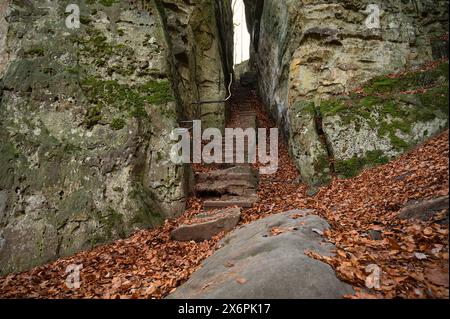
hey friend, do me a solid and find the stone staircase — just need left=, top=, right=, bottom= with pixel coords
left=171, top=85, right=260, bottom=241
left=199, top=86, right=259, bottom=210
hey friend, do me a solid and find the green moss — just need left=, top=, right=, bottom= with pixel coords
left=36, top=238, right=45, bottom=258
left=63, top=142, right=82, bottom=155
left=107, top=65, right=134, bottom=77
left=335, top=150, right=389, bottom=178
left=0, top=142, right=20, bottom=189
left=99, top=0, right=118, bottom=6
left=80, top=16, right=92, bottom=25
left=82, top=77, right=144, bottom=119
left=129, top=184, right=164, bottom=227
left=83, top=104, right=103, bottom=129
left=360, top=96, right=383, bottom=108
left=78, top=28, right=135, bottom=67
left=313, top=153, right=330, bottom=173
left=420, top=84, right=449, bottom=116
left=65, top=66, right=80, bottom=75
left=293, top=101, right=316, bottom=115
left=89, top=208, right=126, bottom=247
left=110, top=118, right=126, bottom=130
left=318, top=99, right=348, bottom=116
left=102, top=208, right=125, bottom=237
left=142, top=80, right=176, bottom=105
left=364, top=77, right=400, bottom=94
left=318, top=62, right=449, bottom=152
left=377, top=118, right=411, bottom=152
left=24, top=47, right=45, bottom=57
left=312, top=153, right=332, bottom=186
left=364, top=61, right=449, bottom=94
left=389, top=134, right=410, bottom=150
left=81, top=76, right=175, bottom=126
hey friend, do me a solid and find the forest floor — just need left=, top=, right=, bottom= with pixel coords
left=0, top=88, right=448, bottom=299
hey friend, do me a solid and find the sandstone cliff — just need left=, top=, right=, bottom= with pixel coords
left=0, top=0, right=233, bottom=274
left=245, top=0, right=449, bottom=186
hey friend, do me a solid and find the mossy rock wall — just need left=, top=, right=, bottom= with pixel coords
left=245, top=0, right=448, bottom=186
left=0, top=0, right=231, bottom=275
left=289, top=62, right=449, bottom=184
left=245, top=0, right=448, bottom=137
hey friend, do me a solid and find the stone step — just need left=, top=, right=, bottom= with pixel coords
left=198, top=166, right=256, bottom=180
left=196, top=167, right=257, bottom=183
left=171, top=208, right=242, bottom=242
left=196, top=178, right=256, bottom=197
left=203, top=194, right=258, bottom=209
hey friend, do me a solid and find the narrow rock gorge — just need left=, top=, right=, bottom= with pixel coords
left=0, top=0, right=448, bottom=301
left=245, top=0, right=449, bottom=187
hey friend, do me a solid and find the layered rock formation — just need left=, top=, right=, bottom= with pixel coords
left=0, top=0, right=233, bottom=274
left=245, top=0, right=449, bottom=186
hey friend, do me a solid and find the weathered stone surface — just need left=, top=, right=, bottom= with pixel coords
left=0, top=0, right=184, bottom=275
left=0, top=0, right=233, bottom=275
left=160, top=0, right=234, bottom=129
left=171, top=208, right=241, bottom=242
left=0, top=0, right=8, bottom=78
left=196, top=179, right=256, bottom=196
left=245, top=0, right=449, bottom=186
left=368, top=230, right=383, bottom=241
left=203, top=195, right=258, bottom=209
left=289, top=101, right=331, bottom=186
left=168, top=210, right=354, bottom=299
left=398, top=196, right=449, bottom=222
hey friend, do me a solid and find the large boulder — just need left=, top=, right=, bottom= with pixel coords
left=168, top=210, right=354, bottom=299
left=398, top=196, right=449, bottom=222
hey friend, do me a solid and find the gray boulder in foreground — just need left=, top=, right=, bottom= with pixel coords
left=168, top=210, right=354, bottom=299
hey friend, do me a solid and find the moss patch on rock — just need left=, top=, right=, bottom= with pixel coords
left=81, top=76, right=175, bottom=126
left=318, top=62, right=449, bottom=153
left=335, top=150, right=389, bottom=179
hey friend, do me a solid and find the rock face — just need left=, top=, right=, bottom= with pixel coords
left=398, top=196, right=449, bottom=222
left=161, top=0, right=234, bottom=130
left=245, top=0, right=449, bottom=185
left=168, top=210, right=354, bottom=299
left=0, top=0, right=233, bottom=275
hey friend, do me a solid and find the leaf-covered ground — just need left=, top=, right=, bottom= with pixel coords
left=0, top=89, right=448, bottom=299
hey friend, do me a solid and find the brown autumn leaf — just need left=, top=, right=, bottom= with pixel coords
left=426, top=266, right=449, bottom=288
